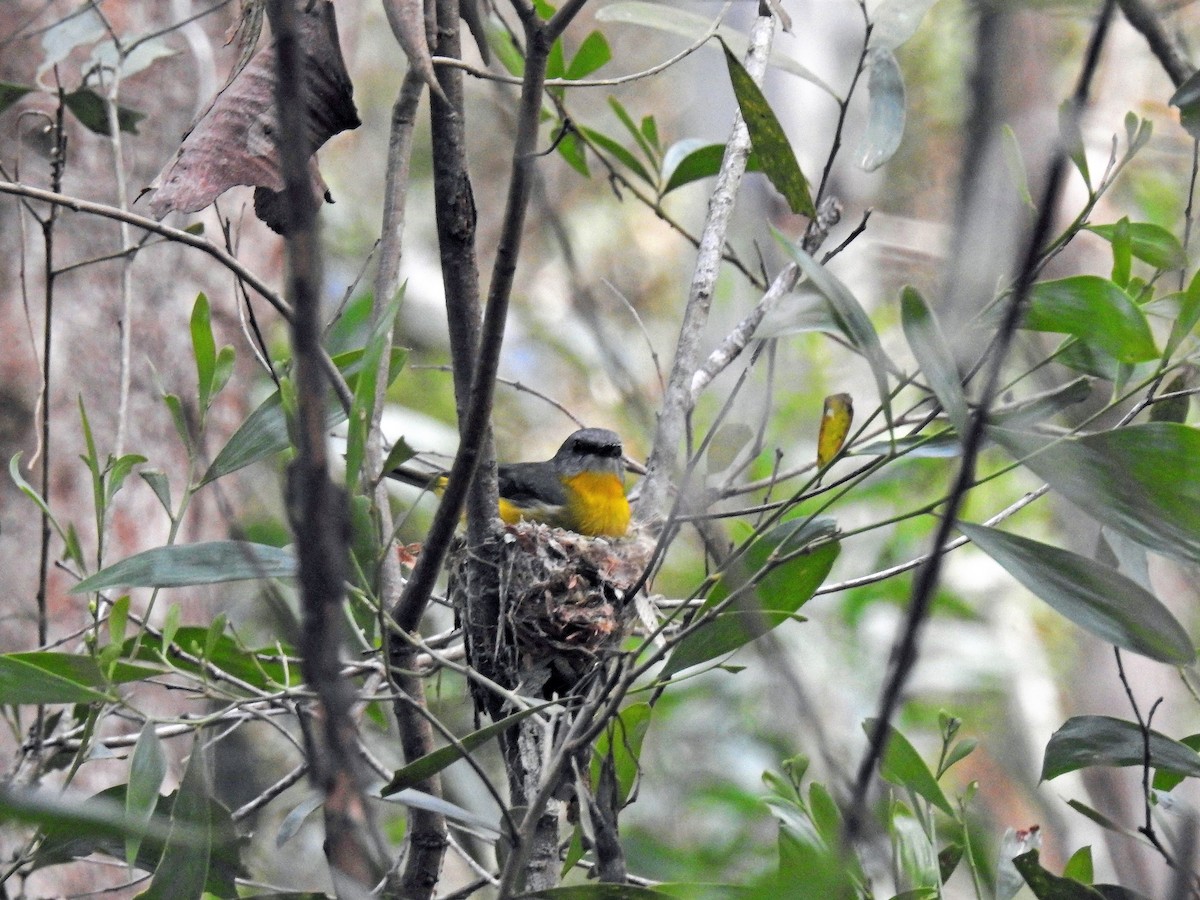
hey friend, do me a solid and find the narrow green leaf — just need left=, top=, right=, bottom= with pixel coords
left=595, top=2, right=837, bottom=97
left=1150, top=371, right=1192, bottom=424
left=891, top=805, right=940, bottom=890
left=993, top=377, right=1093, bottom=429
left=211, top=345, right=235, bottom=399
left=1088, top=222, right=1187, bottom=271
left=0, top=652, right=158, bottom=705
left=607, top=96, right=658, bottom=169
left=938, top=843, right=964, bottom=884
left=776, top=233, right=896, bottom=435
left=991, top=424, right=1200, bottom=565
left=556, top=128, right=590, bottom=177
left=0, top=83, right=33, bottom=115
left=660, top=140, right=762, bottom=196
left=1062, top=846, right=1093, bottom=884
left=105, top=453, right=147, bottom=508
left=1012, top=850, right=1104, bottom=899
left=565, top=30, right=611, bottom=80
left=9, top=453, right=63, bottom=538
left=381, top=701, right=558, bottom=795
left=1026, top=277, right=1157, bottom=363
left=161, top=604, right=181, bottom=655
left=592, top=703, right=652, bottom=807
left=204, top=613, right=228, bottom=662
left=275, top=793, right=323, bottom=847
left=201, top=347, right=406, bottom=486
left=1059, top=100, right=1090, bottom=189
left=190, top=294, right=216, bottom=413
left=871, top=722, right=954, bottom=816
left=959, top=523, right=1194, bottom=664
left=72, top=541, right=296, bottom=592
left=139, top=741, right=212, bottom=900
left=580, top=125, right=655, bottom=187
left=126, top=723, right=167, bottom=866
left=1108, top=218, right=1132, bottom=288
left=857, top=48, right=905, bottom=172
left=853, top=432, right=960, bottom=458
left=346, top=291, right=404, bottom=486
left=901, top=286, right=967, bottom=434
left=62, top=88, right=145, bottom=135
left=1041, top=715, right=1200, bottom=781
left=0, top=654, right=111, bottom=704
left=140, top=471, right=172, bottom=515
left=722, top=41, right=815, bottom=217
left=108, top=595, right=130, bottom=647
left=1165, top=268, right=1200, bottom=359
left=1001, top=124, right=1035, bottom=210
left=1152, top=734, right=1200, bottom=792
left=662, top=519, right=839, bottom=677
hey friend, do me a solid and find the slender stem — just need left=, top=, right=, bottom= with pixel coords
left=843, top=0, right=1119, bottom=842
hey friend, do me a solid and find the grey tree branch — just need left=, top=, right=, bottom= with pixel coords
left=1115, top=0, right=1193, bottom=88
left=635, top=9, right=779, bottom=521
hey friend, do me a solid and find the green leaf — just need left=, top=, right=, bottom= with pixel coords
left=662, top=518, right=839, bottom=677
left=1062, top=846, right=1093, bottom=884
left=130, top=627, right=294, bottom=691
left=1012, top=850, right=1104, bottom=899
left=108, top=594, right=130, bottom=647
left=1088, top=222, right=1187, bottom=271
left=1001, top=124, right=1035, bottom=210
left=1060, top=99, right=1090, bottom=190
left=592, top=703, right=652, bottom=807
left=1165, top=268, right=1200, bottom=359
left=1041, top=715, right=1200, bottom=781
left=139, top=741, right=212, bottom=900
left=126, top=723, right=167, bottom=866
left=660, top=139, right=762, bottom=195
left=857, top=48, right=905, bottom=172
left=0, top=652, right=159, bottom=704
left=938, top=843, right=964, bottom=884
left=580, top=125, right=655, bottom=187
left=776, top=233, right=896, bottom=435
left=595, top=2, right=836, bottom=97
left=190, top=293, right=216, bottom=413
left=211, top=345, right=235, bottom=399
left=722, top=41, right=815, bottom=218
left=1152, top=733, right=1200, bottom=792
left=1150, top=371, right=1192, bottom=424
left=201, top=347, right=406, bottom=485
left=9, top=453, right=63, bottom=539
left=25, top=782, right=243, bottom=893
left=1108, top=218, right=1132, bottom=288
left=62, top=88, right=145, bottom=135
left=891, top=805, right=940, bottom=890
left=72, top=541, right=296, bottom=592
left=556, top=128, right=590, bottom=177
left=901, top=286, right=967, bottom=434
left=140, top=471, right=172, bottom=515
left=958, top=523, right=1194, bottom=664
left=381, top=701, right=558, bottom=795
left=565, top=30, right=611, bottom=79
left=0, top=82, right=33, bottom=115
left=991, top=424, right=1200, bottom=565
left=607, top=96, right=658, bottom=169
left=871, top=722, right=954, bottom=816
left=346, top=290, right=404, bottom=486
left=1026, top=277, right=1157, bottom=363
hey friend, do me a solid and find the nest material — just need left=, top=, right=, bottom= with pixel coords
left=449, top=522, right=654, bottom=696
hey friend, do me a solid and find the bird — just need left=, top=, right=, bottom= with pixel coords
left=387, top=428, right=631, bottom=537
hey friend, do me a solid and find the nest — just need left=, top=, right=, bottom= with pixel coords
left=448, top=522, right=654, bottom=697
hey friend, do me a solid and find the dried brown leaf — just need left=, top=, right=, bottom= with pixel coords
left=148, top=0, right=359, bottom=230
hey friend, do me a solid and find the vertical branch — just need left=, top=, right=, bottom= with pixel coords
left=270, top=0, right=382, bottom=891
left=635, top=8, right=778, bottom=521
left=36, top=96, right=67, bottom=653
left=843, top=0, right=1119, bottom=843
left=374, top=70, right=454, bottom=900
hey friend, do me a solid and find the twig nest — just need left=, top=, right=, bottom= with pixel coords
left=449, top=522, right=654, bottom=696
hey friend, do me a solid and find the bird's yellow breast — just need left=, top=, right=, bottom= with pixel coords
left=562, top=471, right=630, bottom=537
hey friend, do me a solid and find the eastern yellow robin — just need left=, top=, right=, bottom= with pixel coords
left=388, top=428, right=631, bottom=537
